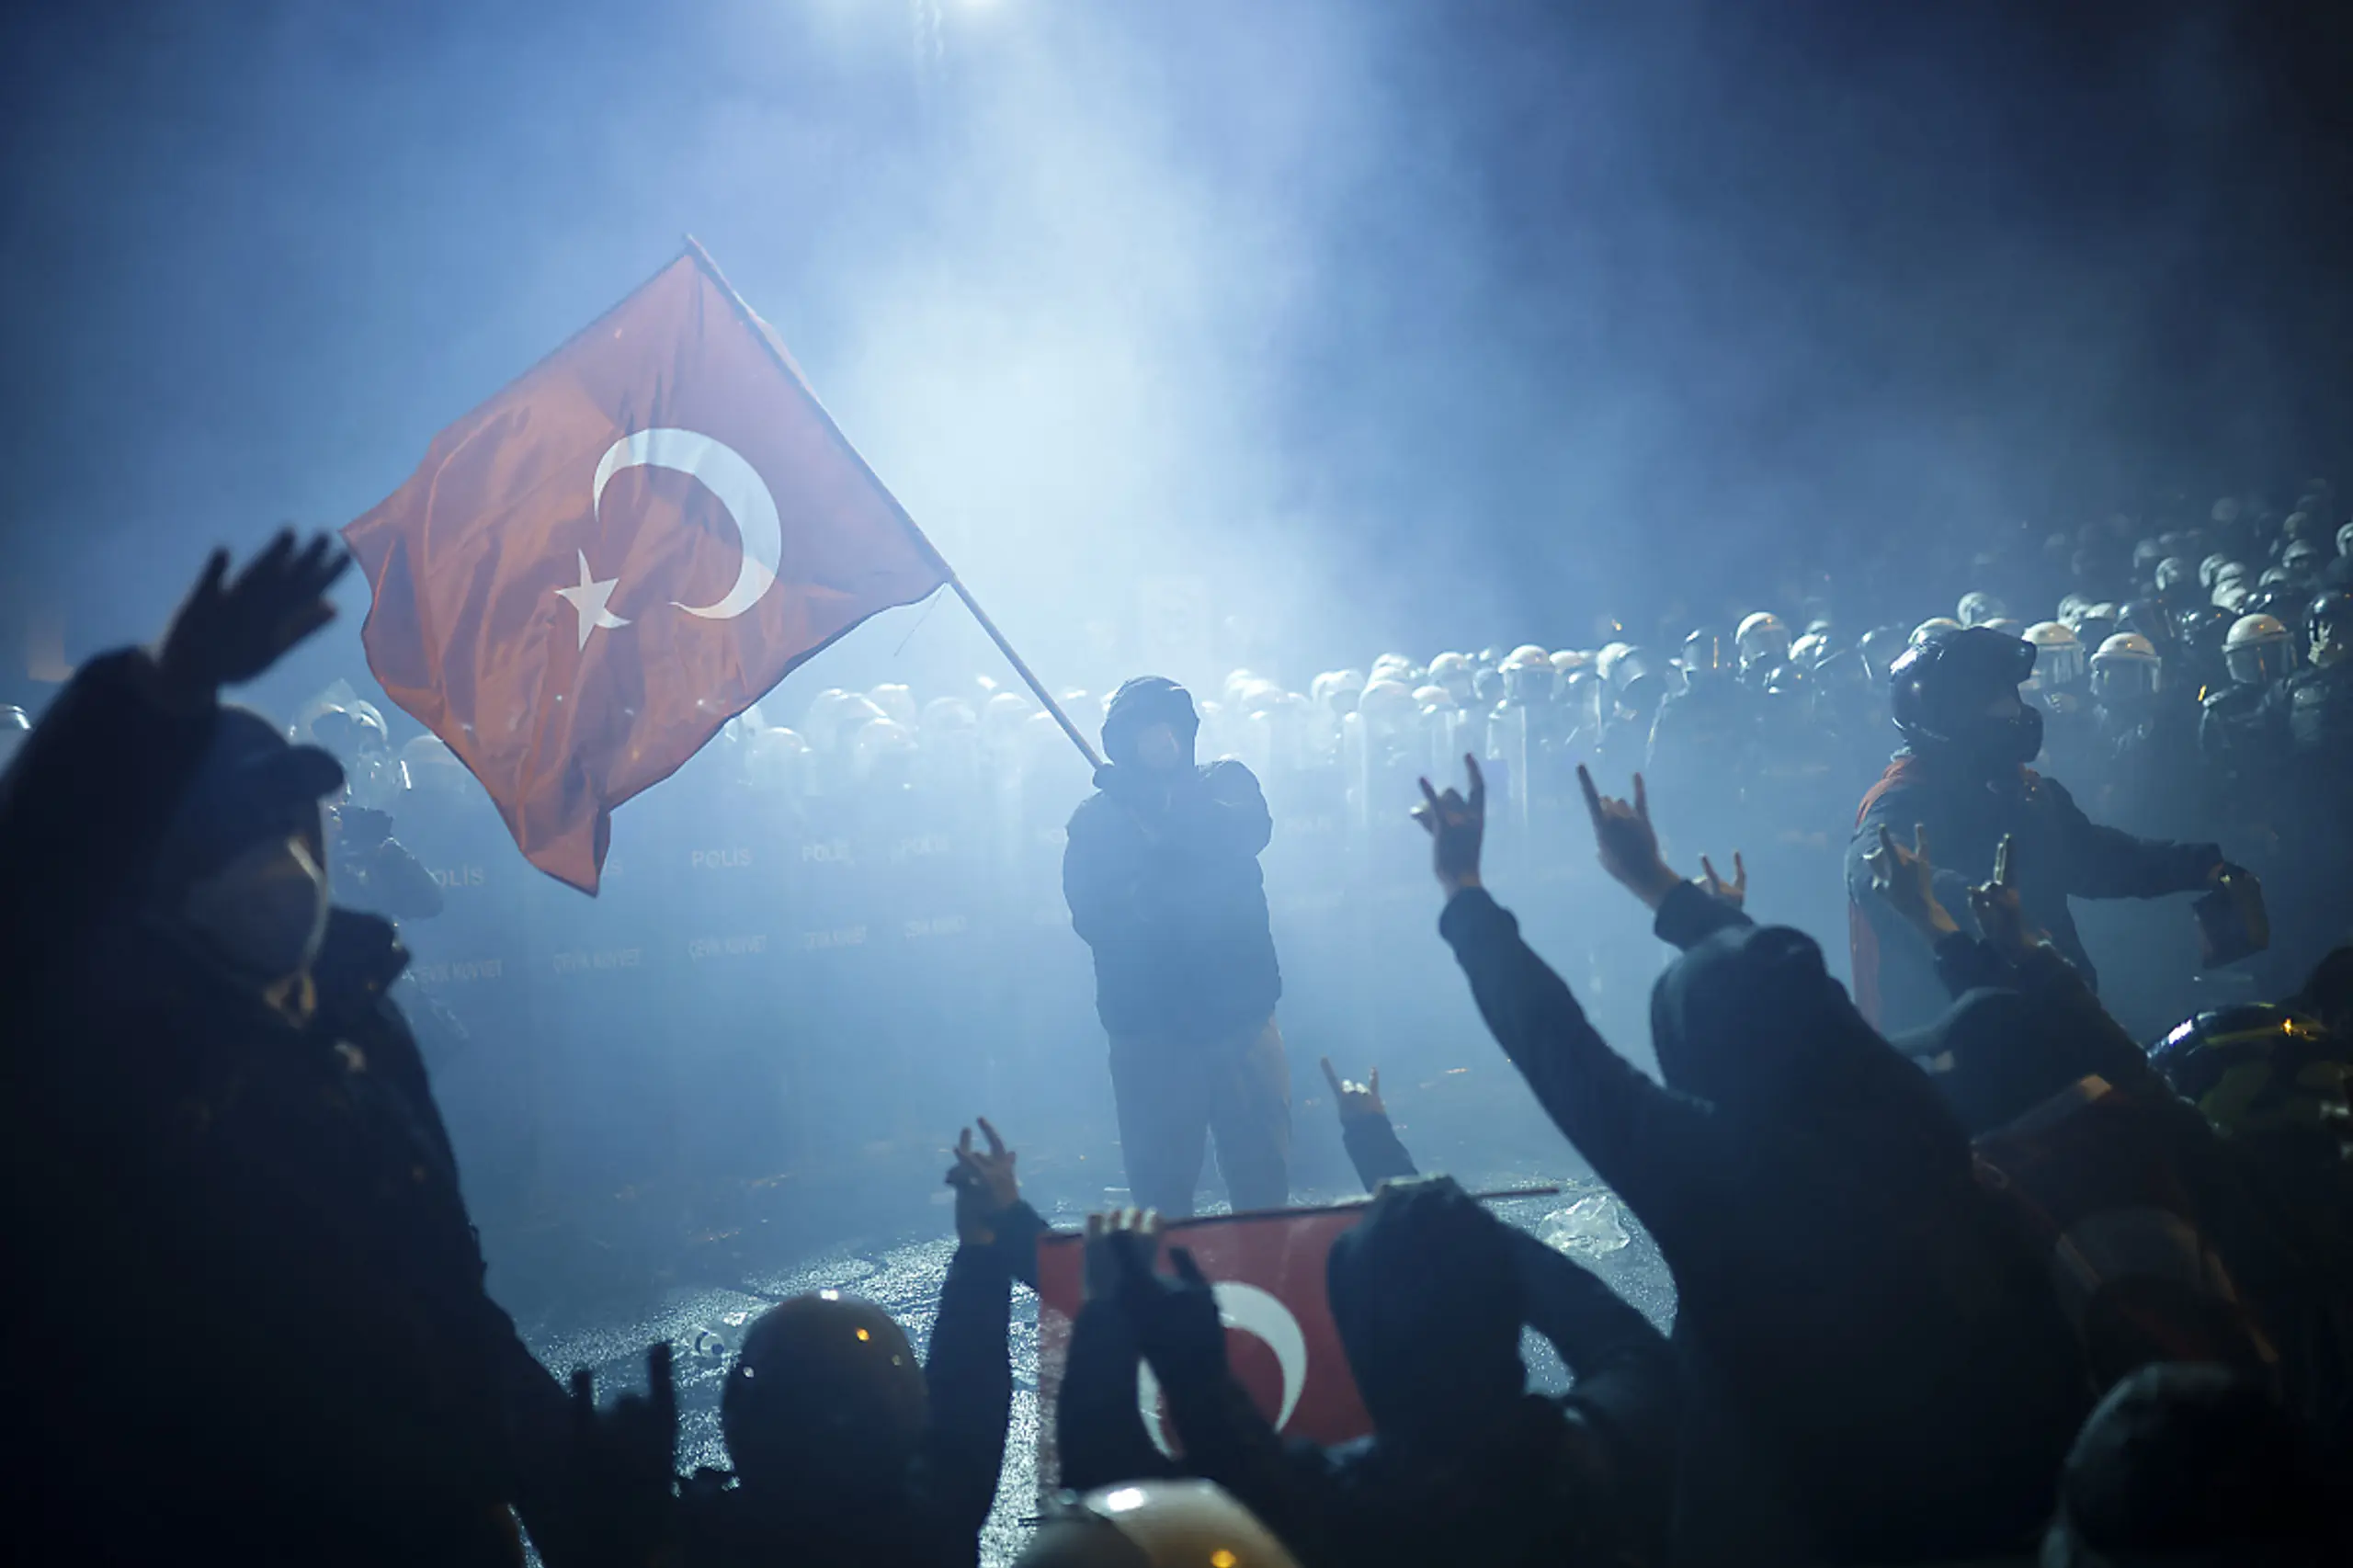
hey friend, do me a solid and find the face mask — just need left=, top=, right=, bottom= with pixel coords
left=1944, top=703, right=2042, bottom=769
left=181, top=835, right=329, bottom=983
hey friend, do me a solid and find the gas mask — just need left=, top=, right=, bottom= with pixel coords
left=1965, top=699, right=2045, bottom=767
left=181, top=833, right=330, bottom=984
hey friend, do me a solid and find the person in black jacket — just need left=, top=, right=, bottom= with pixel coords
left=1058, top=1184, right=1678, bottom=1568
left=682, top=1118, right=1046, bottom=1568
left=1414, top=755, right=2089, bottom=1564
left=1063, top=676, right=1288, bottom=1216
left=0, top=536, right=574, bottom=1568
left=1845, top=626, right=2237, bottom=1035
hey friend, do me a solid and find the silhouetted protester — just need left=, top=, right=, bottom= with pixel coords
left=1060, top=1189, right=1677, bottom=1568
left=1415, top=756, right=2088, bottom=1563
left=0, top=536, right=571, bottom=1567
left=1846, top=627, right=2241, bottom=1034
left=1864, top=831, right=2335, bottom=1416
left=2041, top=1363, right=2351, bottom=1568
left=1064, top=676, right=1289, bottom=1216
left=682, top=1119, right=1045, bottom=1568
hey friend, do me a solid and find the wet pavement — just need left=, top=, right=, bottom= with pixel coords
left=513, top=1161, right=1677, bottom=1568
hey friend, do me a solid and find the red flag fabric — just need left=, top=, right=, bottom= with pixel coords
left=344, top=250, right=948, bottom=892
left=1034, top=1204, right=1372, bottom=1494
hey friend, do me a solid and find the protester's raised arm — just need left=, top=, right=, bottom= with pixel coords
left=1419, top=758, right=1713, bottom=1225
left=918, top=1119, right=1029, bottom=1545
left=1320, top=1058, right=1419, bottom=1189
left=0, top=535, right=350, bottom=975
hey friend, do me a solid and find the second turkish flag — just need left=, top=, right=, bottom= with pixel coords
left=1034, top=1204, right=1374, bottom=1492
left=344, top=249, right=947, bottom=892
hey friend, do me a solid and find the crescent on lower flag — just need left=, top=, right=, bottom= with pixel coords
left=1133, top=1279, right=1311, bottom=1455
left=592, top=426, right=782, bottom=620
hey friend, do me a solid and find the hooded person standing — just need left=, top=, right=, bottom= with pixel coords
left=1063, top=676, right=1287, bottom=1217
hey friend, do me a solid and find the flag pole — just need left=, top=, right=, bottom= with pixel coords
left=680, top=234, right=1104, bottom=773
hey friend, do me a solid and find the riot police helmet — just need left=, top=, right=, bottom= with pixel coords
left=2090, top=632, right=2163, bottom=703
left=1427, top=652, right=1474, bottom=702
left=1735, top=611, right=1791, bottom=672
left=2022, top=621, right=2086, bottom=692
left=1957, top=590, right=2007, bottom=628
left=1858, top=625, right=1912, bottom=681
left=1681, top=627, right=1733, bottom=676
left=2223, top=614, right=2296, bottom=686
left=2308, top=590, right=2351, bottom=664
left=1910, top=616, right=1964, bottom=648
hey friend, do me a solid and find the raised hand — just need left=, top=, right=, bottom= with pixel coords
left=1863, top=821, right=1959, bottom=938
left=559, top=1343, right=678, bottom=1568
left=1120, top=1243, right=1228, bottom=1386
left=1083, top=1208, right=1161, bottom=1304
left=156, top=530, right=353, bottom=699
left=1576, top=766, right=1683, bottom=908
left=946, top=1117, right=1019, bottom=1246
left=1413, top=754, right=1485, bottom=894
left=1699, top=851, right=1748, bottom=911
left=1318, top=1056, right=1386, bottom=1122
left=1966, top=834, right=2042, bottom=956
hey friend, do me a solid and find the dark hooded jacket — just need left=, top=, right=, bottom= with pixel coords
left=1063, top=677, right=1280, bottom=1043
left=1845, top=752, right=2222, bottom=1034
left=1056, top=1181, right=1677, bottom=1568
left=0, top=651, right=567, bottom=1568
left=1439, top=881, right=2088, bottom=1563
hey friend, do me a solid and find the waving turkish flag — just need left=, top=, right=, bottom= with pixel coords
left=344, top=247, right=947, bottom=892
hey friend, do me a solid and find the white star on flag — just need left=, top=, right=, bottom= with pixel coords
left=554, top=550, right=630, bottom=650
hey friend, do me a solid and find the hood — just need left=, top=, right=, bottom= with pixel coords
left=1324, top=1177, right=1525, bottom=1444
left=155, top=706, right=345, bottom=899
left=1651, top=923, right=1972, bottom=1166
left=1099, top=676, right=1200, bottom=769
left=1891, top=986, right=2113, bottom=1137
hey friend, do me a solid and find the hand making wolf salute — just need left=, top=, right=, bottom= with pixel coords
left=1063, top=676, right=1289, bottom=1218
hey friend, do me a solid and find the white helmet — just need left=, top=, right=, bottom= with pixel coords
left=1356, top=678, right=1419, bottom=730
left=2090, top=632, right=2162, bottom=701
left=1427, top=652, right=1474, bottom=700
left=2338, top=519, right=2353, bottom=558
left=2023, top=621, right=2086, bottom=692
left=2223, top=614, right=2295, bottom=686
left=1549, top=649, right=1591, bottom=677
left=1310, top=669, right=1367, bottom=714
left=1957, top=590, right=2007, bottom=628
left=866, top=683, right=918, bottom=728
left=1910, top=616, right=1963, bottom=647
left=1734, top=611, right=1791, bottom=672
left=1016, top=1481, right=1301, bottom=1568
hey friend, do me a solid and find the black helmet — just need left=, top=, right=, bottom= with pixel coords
left=2148, top=1004, right=2347, bottom=1143
left=1857, top=625, right=1912, bottom=684
left=1681, top=627, right=1733, bottom=676
left=1888, top=627, right=2042, bottom=762
left=2174, top=604, right=2233, bottom=658
left=2311, top=589, right=2352, bottom=653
